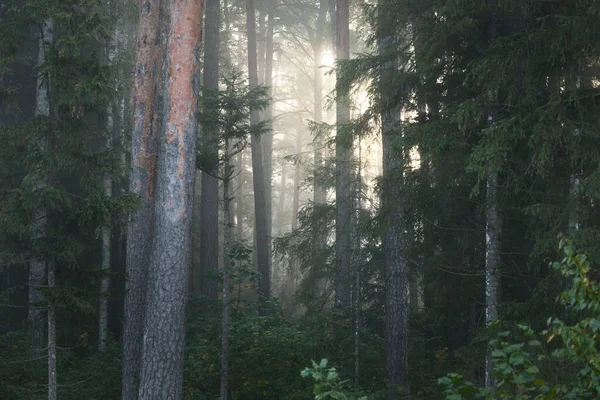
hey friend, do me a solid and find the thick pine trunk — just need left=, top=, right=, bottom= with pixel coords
left=199, top=0, right=221, bottom=300
left=137, top=0, right=203, bottom=397
left=334, top=0, right=352, bottom=310
left=382, top=113, right=409, bottom=399
left=247, top=0, right=271, bottom=301
left=122, top=0, right=164, bottom=397
left=379, top=14, right=409, bottom=396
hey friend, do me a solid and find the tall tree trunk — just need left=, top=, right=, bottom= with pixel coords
left=137, top=0, right=203, bottom=397
left=485, top=167, right=500, bottom=389
left=122, top=0, right=164, bottom=397
left=191, top=170, right=202, bottom=292
left=568, top=69, right=591, bottom=232
left=47, top=258, right=57, bottom=400
left=334, top=0, right=352, bottom=310
left=28, top=18, right=53, bottom=353
left=264, top=0, right=275, bottom=272
left=382, top=109, right=409, bottom=400
left=257, top=8, right=266, bottom=85
left=220, top=141, right=233, bottom=400
left=99, top=6, right=122, bottom=351
left=313, top=0, right=327, bottom=206
left=484, top=17, right=500, bottom=390
left=247, top=0, right=271, bottom=301
left=276, top=163, right=287, bottom=234
left=379, top=13, right=409, bottom=395
left=199, top=0, right=221, bottom=300
left=292, top=135, right=302, bottom=232
left=236, top=151, right=245, bottom=241
left=353, top=160, right=362, bottom=389
left=328, top=0, right=336, bottom=50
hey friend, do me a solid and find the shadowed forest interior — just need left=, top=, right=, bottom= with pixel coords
left=1, top=0, right=600, bottom=399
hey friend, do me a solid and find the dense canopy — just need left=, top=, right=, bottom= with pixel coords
left=1, top=0, right=600, bottom=399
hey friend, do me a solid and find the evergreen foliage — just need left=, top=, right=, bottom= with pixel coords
left=1, top=0, right=600, bottom=398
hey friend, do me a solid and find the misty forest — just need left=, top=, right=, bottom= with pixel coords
left=2, top=0, right=600, bottom=399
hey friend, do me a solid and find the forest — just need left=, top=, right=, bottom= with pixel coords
left=1, top=0, right=600, bottom=399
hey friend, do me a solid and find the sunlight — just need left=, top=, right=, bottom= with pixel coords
left=320, top=50, right=335, bottom=67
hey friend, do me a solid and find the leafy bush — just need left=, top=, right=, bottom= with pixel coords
left=301, top=359, right=367, bottom=400
left=439, top=238, right=600, bottom=399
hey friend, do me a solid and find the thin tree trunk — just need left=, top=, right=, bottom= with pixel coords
left=122, top=0, right=164, bottom=397
left=485, top=168, right=499, bottom=389
left=292, top=135, right=302, bottom=232
left=99, top=9, right=122, bottom=352
left=334, top=0, right=352, bottom=310
left=220, top=141, right=233, bottom=400
left=99, top=145, right=112, bottom=352
left=247, top=0, right=271, bottom=301
left=354, top=259, right=360, bottom=388
left=236, top=151, right=244, bottom=241
left=264, top=0, right=275, bottom=271
left=313, top=0, right=327, bottom=206
left=199, top=0, right=221, bottom=300
left=568, top=70, right=590, bottom=232
left=191, top=170, right=202, bottom=292
left=29, top=18, right=53, bottom=353
left=276, top=163, right=287, bottom=234
left=47, top=258, right=56, bottom=400
left=484, top=18, right=500, bottom=390
left=282, top=133, right=302, bottom=306
left=353, top=146, right=362, bottom=389
left=137, top=0, right=203, bottom=397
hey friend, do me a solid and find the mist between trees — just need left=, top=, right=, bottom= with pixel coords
left=1, top=0, right=600, bottom=399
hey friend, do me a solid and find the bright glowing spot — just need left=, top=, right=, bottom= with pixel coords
left=320, top=50, right=334, bottom=66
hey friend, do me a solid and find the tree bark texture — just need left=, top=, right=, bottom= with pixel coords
left=485, top=167, right=499, bottom=389
left=220, top=142, right=233, bottom=400
left=382, top=116, right=409, bottom=399
left=334, top=0, right=352, bottom=310
left=122, top=0, right=164, bottom=397
left=276, top=163, right=287, bottom=235
left=247, top=0, right=271, bottom=301
left=484, top=17, right=500, bottom=390
left=236, top=151, right=245, bottom=241
left=137, top=0, right=203, bottom=398
left=99, top=11, right=122, bottom=352
left=313, top=0, right=327, bottom=207
left=199, top=0, right=221, bottom=300
left=257, top=8, right=266, bottom=85
left=379, top=16, right=409, bottom=396
left=264, top=1, right=275, bottom=269
left=47, top=258, right=57, bottom=400
left=568, top=71, right=590, bottom=232
left=28, top=18, right=53, bottom=353
left=292, top=135, right=302, bottom=232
